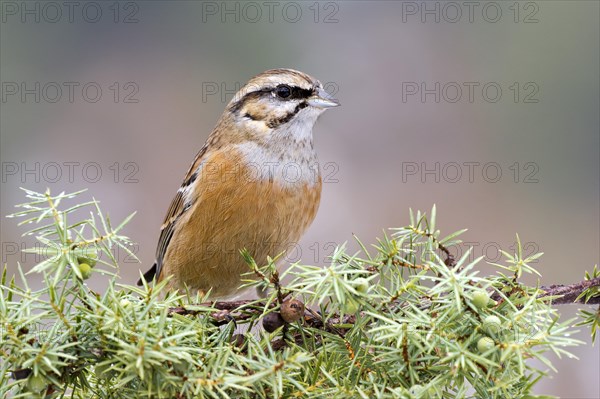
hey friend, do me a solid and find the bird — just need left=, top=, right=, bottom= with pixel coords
left=138, top=68, right=339, bottom=299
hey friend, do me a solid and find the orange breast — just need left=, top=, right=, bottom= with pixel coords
left=160, top=147, right=322, bottom=298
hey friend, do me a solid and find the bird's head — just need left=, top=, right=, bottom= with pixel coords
left=223, top=68, right=339, bottom=142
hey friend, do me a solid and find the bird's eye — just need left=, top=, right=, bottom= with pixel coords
left=275, top=85, right=291, bottom=99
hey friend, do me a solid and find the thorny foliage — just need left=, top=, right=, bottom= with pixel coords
left=0, top=189, right=597, bottom=398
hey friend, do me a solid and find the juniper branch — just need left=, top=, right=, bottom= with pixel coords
left=540, top=277, right=600, bottom=305
left=168, top=277, right=600, bottom=328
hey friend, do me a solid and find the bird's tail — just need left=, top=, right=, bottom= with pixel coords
left=137, top=262, right=157, bottom=286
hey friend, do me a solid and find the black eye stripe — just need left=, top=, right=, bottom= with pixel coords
left=266, top=85, right=313, bottom=100
left=288, top=86, right=313, bottom=100
left=230, top=85, right=314, bottom=114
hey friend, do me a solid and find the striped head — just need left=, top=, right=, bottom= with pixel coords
left=222, top=69, right=339, bottom=142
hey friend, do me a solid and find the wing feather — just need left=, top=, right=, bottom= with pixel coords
left=137, top=144, right=208, bottom=285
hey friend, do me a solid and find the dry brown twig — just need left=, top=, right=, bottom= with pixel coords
left=168, top=277, right=600, bottom=333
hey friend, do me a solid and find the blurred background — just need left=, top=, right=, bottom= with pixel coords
left=1, top=1, right=598, bottom=396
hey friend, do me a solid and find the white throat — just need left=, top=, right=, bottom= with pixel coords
left=236, top=107, right=323, bottom=188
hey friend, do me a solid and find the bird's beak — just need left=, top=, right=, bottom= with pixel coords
left=308, top=86, right=340, bottom=109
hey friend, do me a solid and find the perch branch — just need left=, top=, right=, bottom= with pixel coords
left=168, top=277, right=600, bottom=329
left=539, top=277, right=600, bottom=305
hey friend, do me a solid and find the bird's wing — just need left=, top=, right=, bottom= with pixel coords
left=137, top=144, right=209, bottom=285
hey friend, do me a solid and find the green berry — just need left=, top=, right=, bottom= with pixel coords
left=343, top=298, right=360, bottom=314
left=27, top=375, right=46, bottom=392
left=482, top=315, right=502, bottom=335
left=78, top=263, right=92, bottom=280
left=353, top=278, right=370, bottom=294
left=409, top=384, right=424, bottom=396
left=77, top=251, right=98, bottom=267
left=471, top=290, right=490, bottom=309
left=477, top=337, right=495, bottom=353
